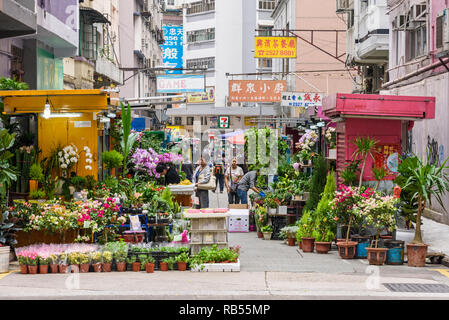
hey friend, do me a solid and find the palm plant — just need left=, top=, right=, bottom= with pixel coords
left=351, top=136, right=378, bottom=188
left=399, top=149, right=449, bottom=244
left=372, top=166, right=387, bottom=191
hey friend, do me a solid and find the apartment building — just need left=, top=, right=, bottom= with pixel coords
left=382, top=0, right=449, bottom=224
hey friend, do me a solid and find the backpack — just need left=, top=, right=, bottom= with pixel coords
left=214, top=164, right=223, bottom=175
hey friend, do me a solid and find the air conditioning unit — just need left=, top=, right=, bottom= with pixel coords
left=336, top=0, right=353, bottom=13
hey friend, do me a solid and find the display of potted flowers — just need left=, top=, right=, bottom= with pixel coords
left=176, top=252, right=189, bottom=271
left=325, top=126, right=337, bottom=151
left=90, top=251, right=103, bottom=272
left=27, top=252, right=38, bottom=274
left=265, top=194, right=279, bottom=214
left=102, top=251, right=113, bottom=272
left=114, top=248, right=128, bottom=272
left=38, top=255, right=50, bottom=274
left=296, top=210, right=315, bottom=252
left=79, top=252, right=90, bottom=273
left=260, top=225, right=273, bottom=240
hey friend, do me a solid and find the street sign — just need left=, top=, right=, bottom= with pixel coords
left=281, top=92, right=323, bottom=107
left=218, top=116, right=230, bottom=129
left=254, top=36, right=297, bottom=58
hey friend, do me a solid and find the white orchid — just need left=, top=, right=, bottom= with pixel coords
left=86, top=158, right=93, bottom=164
left=85, top=165, right=92, bottom=171
left=86, top=152, right=92, bottom=158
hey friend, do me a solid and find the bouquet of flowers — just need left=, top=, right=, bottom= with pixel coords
left=296, top=130, right=318, bottom=151
left=325, top=127, right=336, bottom=149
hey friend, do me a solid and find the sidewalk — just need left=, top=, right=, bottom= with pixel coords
left=422, top=217, right=449, bottom=266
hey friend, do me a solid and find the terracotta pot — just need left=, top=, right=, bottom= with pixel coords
left=92, top=263, right=102, bottom=272
left=116, top=262, right=126, bottom=272
left=28, top=265, right=38, bottom=274
left=102, top=263, right=112, bottom=272
left=257, top=231, right=263, bottom=238
left=366, top=247, right=388, bottom=265
left=20, top=264, right=28, bottom=274
left=177, top=261, right=187, bottom=271
left=59, top=264, right=68, bottom=273
left=29, top=180, right=38, bottom=192
left=406, top=243, right=428, bottom=267
left=160, top=262, right=168, bottom=271
left=315, top=241, right=331, bottom=254
left=132, top=262, right=141, bottom=272
left=80, top=263, right=90, bottom=273
left=298, top=241, right=302, bottom=250
left=50, top=264, right=58, bottom=273
left=70, top=265, right=80, bottom=273
left=39, top=265, right=49, bottom=274
left=146, top=263, right=155, bottom=273
left=337, top=241, right=358, bottom=259
left=287, top=237, right=296, bottom=246
left=301, top=237, right=315, bottom=253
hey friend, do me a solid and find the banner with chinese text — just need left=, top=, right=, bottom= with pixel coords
left=228, top=80, right=287, bottom=102
left=161, top=25, right=183, bottom=74
left=254, top=36, right=297, bottom=58
left=281, top=92, right=323, bottom=107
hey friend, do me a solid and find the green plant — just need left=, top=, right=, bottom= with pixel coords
left=0, top=129, right=18, bottom=205
left=90, top=251, right=102, bottom=264
left=102, top=150, right=124, bottom=169
left=351, top=136, right=378, bottom=188
left=126, top=256, right=137, bottom=264
left=372, top=166, right=387, bottom=191
left=68, top=252, right=81, bottom=265
left=79, top=253, right=89, bottom=264
left=138, top=254, right=148, bottom=270
left=296, top=210, right=315, bottom=241
left=29, top=163, right=44, bottom=182
left=175, top=252, right=189, bottom=263
left=162, top=257, right=176, bottom=270
left=71, top=176, right=87, bottom=192
left=0, top=210, right=19, bottom=247
left=280, top=226, right=298, bottom=239
left=102, top=251, right=113, bottom=263
left=146, top=255, right=155, bottom=264
left=29, top=189, right=46, bottom=199
left=261, top=225, right=273, bottom=233
left=38, top=256, right=50, bottom=265
left=303, top=154, right=328, bottom=212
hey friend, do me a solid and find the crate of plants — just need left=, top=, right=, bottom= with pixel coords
left=189, top=245, right=240, bottom=272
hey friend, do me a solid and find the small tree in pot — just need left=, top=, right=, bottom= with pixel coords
left=296, top=210, right=315, bottom=252
left=260, top=225, right=273, bottom=240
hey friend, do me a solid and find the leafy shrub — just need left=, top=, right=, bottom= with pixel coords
left=102, top=150, right=124, bottom=169
left=29, top=163, right=44, bottom=181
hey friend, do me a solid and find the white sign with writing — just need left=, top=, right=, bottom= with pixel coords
left=74, top=121, right=91, bottom=128
left=281, top=92, right=323, bottom=107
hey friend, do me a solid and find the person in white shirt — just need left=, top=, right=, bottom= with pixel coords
left=225, top=158, right=244, bottom=204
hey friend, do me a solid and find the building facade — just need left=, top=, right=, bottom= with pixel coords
left=382, top=0, right=449, bottom=224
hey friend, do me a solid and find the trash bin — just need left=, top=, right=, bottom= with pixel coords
left=351, top=235, right=371, bottom=259
left=384, top=240, right=404, bottom=265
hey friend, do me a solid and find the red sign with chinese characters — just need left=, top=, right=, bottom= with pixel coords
left=228, top=80, right=287, bottom=103
left=373, top=144, right=400, bottom=180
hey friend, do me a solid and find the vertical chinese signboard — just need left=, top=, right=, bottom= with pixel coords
left=228, top=80, right=287, bottom=102
left=254, top=36, right=297, bottom=58
left=161, top=25, right=183, bottom=74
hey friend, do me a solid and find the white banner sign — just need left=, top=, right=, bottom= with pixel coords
left=281, top=92, right=323, bottom=107
left=157, top=75, right=205, bottom=93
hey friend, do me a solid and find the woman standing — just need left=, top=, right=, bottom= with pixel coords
left=193, top=157, right=211, bottom=209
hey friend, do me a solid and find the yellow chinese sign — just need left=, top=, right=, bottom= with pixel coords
left=254, top=36, right=297, bottom=58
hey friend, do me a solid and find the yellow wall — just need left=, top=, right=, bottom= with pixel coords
left=38, top=113, right=100, bottom=178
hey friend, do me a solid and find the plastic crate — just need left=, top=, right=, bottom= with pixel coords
left=228, top=215, right=249, bottom=232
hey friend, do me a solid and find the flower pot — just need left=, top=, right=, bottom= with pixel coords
left=268, top=208, right=277, bottom=214
left=50, top=264, right=58, bottom=273
left=366, top=247, right=388, bottom=265
left=257, top=231, right=263, bottom=238
left=132, top=262, right=141, bottom=272
left=102, top=263, right=112, bottom=272
left=29, top=180, right=38, bottom=192
left=287, top=237, right=296, bottom=247
left=20, top=264, right=28, bottom=274
left=262, top=232, right=272, bottom=240
left=92, top=263, right=102, bottom=272
left=177, top=262, right=187, bottom=271
left=80, top=263, right=90, bottom=273
left=301, top=237, right=315, bottom=253
left=298, top=241, right=302, bottom=250
left=160, top=262, right=168, bottom=271
left=337, top=241, right=358, bottom=259
left=39, top=265, right=49, bottom=274
left=406, top=243, right=428, bottom=267
left=278, top=206, right=288, bottom=215
left=116, top=262, right=126, bottom=272
left=28, top=265, right=38, bottom=274
left=145, top=263, right=155, bottom=273
left=59, top=264, right=68, bottom=273
left=315, top=242, right=331, bottom=254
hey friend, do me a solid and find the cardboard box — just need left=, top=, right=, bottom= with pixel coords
left=229, top=204, right=248, bottom=209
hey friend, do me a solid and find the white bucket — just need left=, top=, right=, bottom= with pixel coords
left=0, top=246, right=10, bottom=273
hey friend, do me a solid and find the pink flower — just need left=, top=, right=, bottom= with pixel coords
left=103, top=203, right=110, bottom=209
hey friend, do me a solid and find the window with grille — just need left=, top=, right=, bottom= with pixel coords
left=80, top=16, right=97, bottom=60
left=258, top=58, right=272, bottom=69
left=258, top=25, right=273, bottom=36
left=436, top=15, right=443, bottom=48
left=406, top=23, right=426, bottom=61
left=258, top=0, right=275, bottom=10
left=187, top=28, right=215, bottom=43
left=187, top=0, right=215, bottom=15
left=186, top=57, right=215, bottom=69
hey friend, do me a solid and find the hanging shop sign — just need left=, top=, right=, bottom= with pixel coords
left=218, top=116, right=230, bottom=129
left=281, top=92, right=323, bottom=107
left=187, top=87, right=215, bottom=104
left=228, top=80, right=286, bottom=103
left=254, top=36, right=297, bottom=58
left=161, top=25, right=183, bottom=74
left=157, top=74, right=205, bottom=93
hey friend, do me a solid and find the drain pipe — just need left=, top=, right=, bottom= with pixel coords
left=382, top=57, right=449, bottom=89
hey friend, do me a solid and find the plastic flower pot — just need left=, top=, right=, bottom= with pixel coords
left=262, top=232, right=272, bottom=240
left=92, top=263, right=102, bottom=272
left=70, top=265, right=80, bottom=273
left=20, top=264, right=28, bottom=274
left=406, top=243, right=428, bottom=267
left=28, top=265, right=38, bottom=274
left=287, top=237, right=296, bottom=246
left=39, top=265, right=49, bottom=274
left=366, top=248, right=388, bottom=265
left=145, top=263, right=155, bottom=273
left=160, top=262, right=168, bottom=271
left=315, top=242, right=331, bottom=254
left=132, top=262, right=141, bottom=272
left=177, top=262, right=187, bottom=271
left=50, top=264, right=58, bottom=273
left=337, top=241, right=358, bottom=259
left=59, top=264, right=68, bottom=273
left=257, top=231, right=263, bottom=238
left=301, top=237, right=315, bottom=253
left=102, top=263, right=112, bottom=272
left=116, top=262, right=126, bottom=272
left=80, top=263, right=90, bottom=273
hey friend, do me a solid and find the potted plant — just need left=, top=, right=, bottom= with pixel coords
left=160, top=258, right=169, bottom=271
left=68, top=252, right=80, bottom=273
left=38, top=256, right=49, bottom=274
left=114, top=249, right=128, bottom=272
left=128, top=255, right=141, bottom=272
left=17, top=252, right=28, bottom=274
left=265, top=194, right=278, bottom=214
left=27, top=252, right=38, bottom=274
left=312, top=228, right=335, bottom=254
left=90, top=251, right=103, bottom=272
left=102, top=251, right=113, bottom=272
left=297, top=210, right=315, bottom=252
left=29, top=189, right=46, bottom=201
left=145, top=256, right=156, bottom=273
left=138, top=254, right=148, bottom=271
left=79, top=252, right=90, bottom=273
left=102, top=150, right=123, bottom=176
left=176, top=252, right=189, bottom=271
left=29, top=163, right=44, bottom=192
left=71, top=176, right=87, bottom=200
left=49, top=254, right=59, bottom=273
left=261, top=225, right=273, bottom=240
left=161, top=257, right=176, bottom=271
left=281, top=226, right=298, bottom=246
left=255, top=205, right=267, bottom=238
left=394, top=151, right=449, bottom=267
left=59, top=253, right=68, bottom=273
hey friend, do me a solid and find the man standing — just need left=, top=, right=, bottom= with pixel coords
left=213, top=159, right=225, bottom=193
left=225, top=158, right=244, bottom=204
left=236, top=170, right=260, bottom=205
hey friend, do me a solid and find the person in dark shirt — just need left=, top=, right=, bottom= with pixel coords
left=156, top=163, right=181, bottom=185
left=181, top=162, right=193, bottom=182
